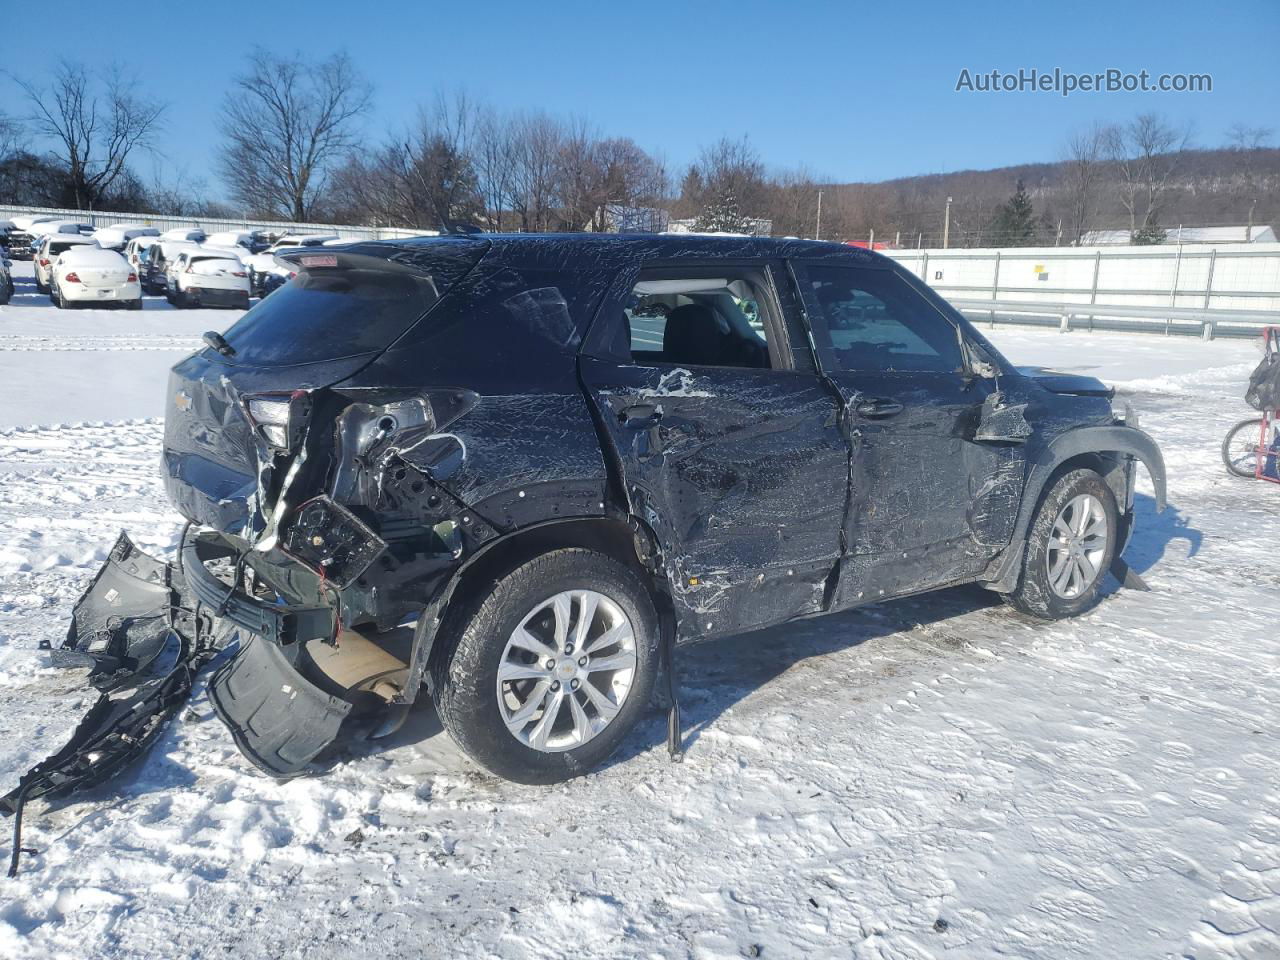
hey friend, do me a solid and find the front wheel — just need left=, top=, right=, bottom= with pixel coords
left=1005, top=468, right=1118, bottom=620
left=432, top=548, right=659, bottom=784
left=1222, top=418, right=1264, bottom=478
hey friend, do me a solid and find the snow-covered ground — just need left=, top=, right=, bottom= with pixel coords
left=0, top=260, right=1277, bottom=960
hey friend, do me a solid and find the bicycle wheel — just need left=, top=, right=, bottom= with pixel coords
left=1222, top=418, right=1264, bottom=478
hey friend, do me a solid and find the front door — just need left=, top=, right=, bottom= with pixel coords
left=791, top=260, right=1018, bottom=605
left=579, top=261, right=848, bottom=640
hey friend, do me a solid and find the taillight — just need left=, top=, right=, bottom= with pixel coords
left=64, top=271, right=81, bottom=283
left=127, top=272, right=137, bottom=282
left=243, top=391, right=312, bottom=452
left=38, top=258, right=49, bottom=267
left=185, top=264, right=194, bottom=273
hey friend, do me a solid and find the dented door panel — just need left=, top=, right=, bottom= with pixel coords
left=580, top=357, right=847, bottom=639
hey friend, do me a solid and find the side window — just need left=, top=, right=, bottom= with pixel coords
left=621, top=270, right=775, bottom=370
left=804, top=265, right=964, bottom=374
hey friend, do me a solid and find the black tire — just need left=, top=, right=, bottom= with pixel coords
left=431, top=548, right=659, bottom=784
left=126, top=298, right=143, bottom=311
left=1005, top=468, right=1119, bottom=620
left=35, top=275, right=48, bottom=294
left=1222, top=418, right=1264, bottom=479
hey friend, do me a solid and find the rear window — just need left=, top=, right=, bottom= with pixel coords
left=216, top=246, right=485, bottom=365
left=188, top=257, right=240, bottom=276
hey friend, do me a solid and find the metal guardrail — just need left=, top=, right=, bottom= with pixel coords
left=949, top=297, right=1278, bottom=339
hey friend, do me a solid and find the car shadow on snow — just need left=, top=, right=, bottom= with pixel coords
left=1120, top=492, right=1202, bottom=577
left=318, top=492, right=1205, bottom=777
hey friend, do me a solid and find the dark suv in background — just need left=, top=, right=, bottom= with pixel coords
left=25, top=235, right=1167, bottom=791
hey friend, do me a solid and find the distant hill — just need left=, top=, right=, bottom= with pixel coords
left=817, top=147, right=1280, bottom=246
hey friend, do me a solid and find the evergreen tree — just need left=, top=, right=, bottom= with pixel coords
left=1130, top=219, right=1167, bottom=245
left=990, top=178, right=1038, bottom=245
left=693, top=188, right=752, bottom=234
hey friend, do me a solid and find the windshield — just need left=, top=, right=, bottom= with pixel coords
left=216, top=246, right=484, bottom=365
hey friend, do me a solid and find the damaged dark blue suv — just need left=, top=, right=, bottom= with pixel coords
left=9, top=234, right=1167, bottom=802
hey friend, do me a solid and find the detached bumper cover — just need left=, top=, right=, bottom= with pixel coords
left=1, top=533, right=218, bottom=838
left=4, top=529, right=358, bottom=869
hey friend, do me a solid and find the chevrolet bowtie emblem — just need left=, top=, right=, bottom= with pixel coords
left=174, top=391, right=192, bottom=411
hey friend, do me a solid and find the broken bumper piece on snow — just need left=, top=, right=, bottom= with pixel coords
left=3, top=526, right=374, bottom=872
left=1, top=532, right=217, bottom=875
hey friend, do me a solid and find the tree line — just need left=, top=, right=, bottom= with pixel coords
left=2, top=50, right=1276, bottom=246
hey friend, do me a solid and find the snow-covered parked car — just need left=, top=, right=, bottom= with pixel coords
left=5, top=234, right=1168, bottom=800
left=12, top=218, right=92, bottom=260
left=244, top=233, right=339, bottom=295
left=123, top=235, right=160, bottom=283
left=33, top=233, right=97, bottom=293
left=204, top=230, right=268, bottom=254
left=49, top=245, right=141, bottom=310
left=143, top=239, right=201, bottom=295
left=166, top=249, right=250, bottom=309
left=160, top=227, right=207, bottom=244
left=0, top=254, right=14, bottom=305
left=94, top=223, right=161, bottom=251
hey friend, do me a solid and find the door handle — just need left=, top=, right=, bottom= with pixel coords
left=853, top=398, right=904, bottom=419
left=619, top=403, right=662, bottom=428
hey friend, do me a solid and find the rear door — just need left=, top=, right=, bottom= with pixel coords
left=579, top=260, right=848, bottom=640
left=791, top=260, right=1017, bottom=604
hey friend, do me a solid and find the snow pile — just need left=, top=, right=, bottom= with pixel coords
left=0, top=263, right=1277, bottom=959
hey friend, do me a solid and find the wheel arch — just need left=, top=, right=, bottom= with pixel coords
left=983, top=424, right=1166, bottom=593
left=417, top=514, right=676, bottom=691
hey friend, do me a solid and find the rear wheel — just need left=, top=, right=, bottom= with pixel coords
left=1005, top=468, right=1118, bottom=620
left=1222, top=418, right=1264, bottom=478
left=126, top=298, right=143, bottom=311
left=432, top=548, right=659, bottom=784
left=35, top=275, right=48, bottom=294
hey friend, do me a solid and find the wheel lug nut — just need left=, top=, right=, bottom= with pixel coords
left=564, top=643, right=574, bottom=654
left=570, top=679, right=580, bottom=690
left=550, top=680, right=560, bottom=691
left=578, top=656, right=587, bottom=667
left=545, top=658, right=556, bottom=670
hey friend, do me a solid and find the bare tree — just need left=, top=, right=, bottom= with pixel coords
left=0, top=110, right=22, bottom=160
left=1102, top=113, right=1192, bottom=236
left=1063, top=123, right=1105, bottom=244
left=474, top=106, right=518, bottom=231
left=16, top=61, right=165, bottom=209
left=681, top=136, right=768, bottom=233
left=765, top=167, right=821, bottom=238
left=219, top=49, right=371, bottom=221
left=1226, top=123, right=1274, bottom=240
left=507, top=112, right=566, bottom=232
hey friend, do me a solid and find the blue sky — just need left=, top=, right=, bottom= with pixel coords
left=6, top=0, right=1277, bottom=202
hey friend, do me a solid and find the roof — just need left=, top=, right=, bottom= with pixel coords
left=332, top=232, right=894, bottom=270
left=42, top=234, right=97, bottom=248
left=57, top=246, right=130, bottom=266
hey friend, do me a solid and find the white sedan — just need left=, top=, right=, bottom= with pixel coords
left=50, top=246, right=142, bottom=310
left=168, top=250, right=250, bottom=309
left=34, top=234, right=98, bottom=292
